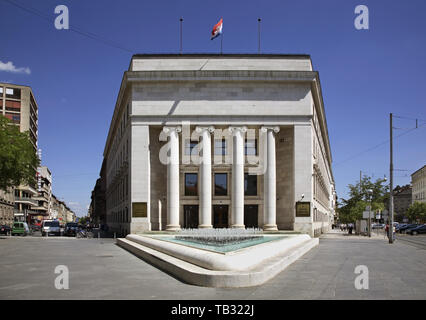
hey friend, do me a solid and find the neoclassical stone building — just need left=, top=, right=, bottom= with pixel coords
left=102, top=54, right=336, bottom=237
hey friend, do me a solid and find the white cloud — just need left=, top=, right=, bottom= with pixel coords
left=0, top=60, right=31, bottom=74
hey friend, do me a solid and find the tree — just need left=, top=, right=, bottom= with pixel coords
left=78, top=216, right=90, bottom=225
left=0, top=115, right=39, bottom=191
left=406, top=202, right=426, bottom=223
left=337, top=175, right=389, bottom=223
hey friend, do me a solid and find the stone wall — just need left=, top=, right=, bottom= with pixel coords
left=276, top=126, right=295, bottom=229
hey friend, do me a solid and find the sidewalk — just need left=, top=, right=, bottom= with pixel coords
left=321, top=228, right=387, bottom=240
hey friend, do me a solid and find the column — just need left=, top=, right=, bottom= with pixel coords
left=229, top=126, right=247, bottom=228
left=196, top=126, right=215, bottom=228
left=261, top=126, right=280, bottom=231
left=163, top=126, right=181, bottom=231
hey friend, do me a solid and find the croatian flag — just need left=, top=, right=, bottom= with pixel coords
left=211, top=18, right=223, bottom=40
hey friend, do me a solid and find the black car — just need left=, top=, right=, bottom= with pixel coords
left=406, top=225, right=426, bottom=235
left=398, top=224, right=419, bottom=233
left=0, top=225, right=12, bottom=235
left=64, top=222, right=79, bottom=236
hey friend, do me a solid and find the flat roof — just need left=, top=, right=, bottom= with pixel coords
left=132, top=53, right=311, bottom=59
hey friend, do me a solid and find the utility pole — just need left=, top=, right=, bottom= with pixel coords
left=389, top=113, right=394, bottom=244
left=367, top=189, right=373, bottom=238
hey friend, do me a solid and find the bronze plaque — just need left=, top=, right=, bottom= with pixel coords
left=296, top=202, right=311, bottom=217
left=132, top=202, right=147, bottom=218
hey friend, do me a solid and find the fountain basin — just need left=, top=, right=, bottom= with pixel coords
left=117, top=233, right=319, bottom=287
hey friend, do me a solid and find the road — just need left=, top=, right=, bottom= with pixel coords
left=0, top=233, right=425, bottom=300
left=396, top=233, right=426, bottom=249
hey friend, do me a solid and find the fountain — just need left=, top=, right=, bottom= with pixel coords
left=175, top=228, right=264, bottom=246
left=117, top=228, right=319, bottom=288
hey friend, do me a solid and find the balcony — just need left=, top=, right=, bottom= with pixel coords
left=14, top=209, right=41, bottom=216
left=32, top=201, right=48, bottom=211
left=33, top=193, right=48, bottom=201
left=15, top=197, right=38, bottom=206
left=16, top=185, right=38, bottom=195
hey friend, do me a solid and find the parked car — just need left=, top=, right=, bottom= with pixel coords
left=395, top=223, right=408, bottom=232
left=406, top=224, right=426, bottom=235
left=30, top=224, right=41, bottom=232
left=398, top=224, right=419, bottom=234
left=12, top=222, right=29, bottom=236
left=372, top=223, right=385, bottom=229
left=0, top=225, right=12, bottom=235
left=64, top=222, right=79, bottom=237
left=41, top=220, right=62, bottom=236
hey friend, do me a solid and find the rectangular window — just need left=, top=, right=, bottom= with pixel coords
left=214, top=173, right=228, bottom=196
left=5, top=112, right=20, bottom=124
left=214, top=139, right=227, bottom=155
left=0, top=87, right=3, bottom=96
left=245, top=139, right=257, bottom=156
left=5, top=100, right=21, bottom=111
left=185, top=173, right=198, bottom=196
left=6, top=88, right=21, bottom=99
left=244, top=173, right=257, bottom=196
left=184, top=140, right=198, bottom=156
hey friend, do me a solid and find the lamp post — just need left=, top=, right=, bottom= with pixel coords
left=367, top=189, right=373, bottom=237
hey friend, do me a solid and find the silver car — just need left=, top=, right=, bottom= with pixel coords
left=42, top=220, right=62, bottom=236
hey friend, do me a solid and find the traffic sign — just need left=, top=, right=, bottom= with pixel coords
left=363, top=211, right=374, bottom=219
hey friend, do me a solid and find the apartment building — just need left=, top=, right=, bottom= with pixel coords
left=1, top=82, right=39, bottom=224
left=411, top=165, right=426, bottom=204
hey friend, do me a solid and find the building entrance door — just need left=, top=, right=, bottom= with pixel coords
left=183, top=205, right=199, bottom=229
left=213, top=205, right=228, bottom=228
left=244, top=205, right=259, bottom=228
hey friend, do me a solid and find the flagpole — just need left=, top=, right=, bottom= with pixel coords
left=220, top=32, right=223, bottom=54
left=180, top=17, right=183, bottom=54
left=258, top=18, right=261, bottom=54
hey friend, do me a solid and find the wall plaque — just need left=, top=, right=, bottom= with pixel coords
left=296, top=201, right=311, bottom=217
left=132, top=202, right=147, bottom=218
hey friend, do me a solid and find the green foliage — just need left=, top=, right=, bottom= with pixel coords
left=0, top=115, right=39, bottom=191
left=78, top=216, right=90, bottom=225
left=337, top=175, right=389, bottom=223
left=406, top=202, right=426, bottom=223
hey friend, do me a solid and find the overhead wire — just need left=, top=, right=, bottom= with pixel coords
left=2, top=0, right=134, bottom=53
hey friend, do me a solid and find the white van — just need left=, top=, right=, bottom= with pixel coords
left=42, top=220, right=62, bottom=236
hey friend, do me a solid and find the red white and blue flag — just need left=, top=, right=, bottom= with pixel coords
left=211, top=18, right=223, bottom=40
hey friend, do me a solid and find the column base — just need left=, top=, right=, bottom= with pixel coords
left=231, top=224, right=245, bottom=229
left=263, top=224, right=278, bottom=231
left=165, top=224, right=181, bottom=231
left=198, top=224, right=213, bottom=229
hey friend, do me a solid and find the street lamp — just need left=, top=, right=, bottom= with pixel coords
left=367, top=189, right=373, bottom=237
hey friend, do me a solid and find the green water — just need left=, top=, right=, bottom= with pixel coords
left=155, top=235, right=286, bottom=254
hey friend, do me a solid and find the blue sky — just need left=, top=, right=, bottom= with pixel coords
left=1, top=0, right=425, bottom=216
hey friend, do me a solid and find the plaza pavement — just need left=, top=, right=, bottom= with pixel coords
left=0, top=231, right=425, bottom=300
